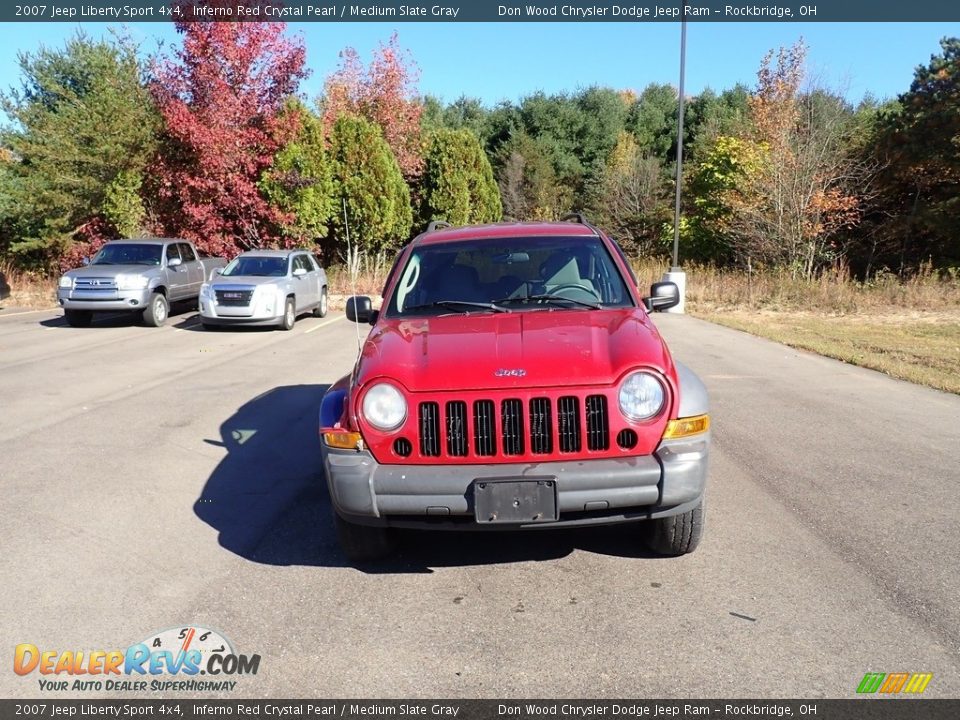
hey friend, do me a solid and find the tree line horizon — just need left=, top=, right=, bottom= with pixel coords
left=1, top=22, right=957, bottom=280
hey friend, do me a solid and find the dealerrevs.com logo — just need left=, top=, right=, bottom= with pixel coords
left=14, top=626, right=260, bottom=693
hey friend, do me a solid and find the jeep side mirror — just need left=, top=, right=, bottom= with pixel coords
left=346, top=295, right=373, bottom=324
left=644, top=281, right=680, bottom=312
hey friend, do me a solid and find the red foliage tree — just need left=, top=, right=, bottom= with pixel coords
left=148, top=14, right=308, bottom=257
left=323, top=33, right=424, bottom=179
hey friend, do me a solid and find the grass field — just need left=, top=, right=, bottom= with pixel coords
left=632, top=260, right=960, bottom=395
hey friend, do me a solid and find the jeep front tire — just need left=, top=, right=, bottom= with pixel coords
left=333, top=510, right=395, bottom=562
left=645, top=496, right=705, bottom=556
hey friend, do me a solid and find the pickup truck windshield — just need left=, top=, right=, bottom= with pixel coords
left=387, top=235, right=634, bottom=317
left=91, top=244, right=162, bottom=266
left=221, top=257, right=287, bottom=277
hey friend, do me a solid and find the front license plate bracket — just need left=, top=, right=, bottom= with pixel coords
left=474, top=478, right=558, bottom=524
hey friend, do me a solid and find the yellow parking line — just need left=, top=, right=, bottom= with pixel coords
left=305, top=315, right=344, bottom=333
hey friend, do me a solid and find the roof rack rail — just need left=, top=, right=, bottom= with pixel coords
left=560, top=212, right=589, bottom=225
left=426, top=220, right=452, bottom=233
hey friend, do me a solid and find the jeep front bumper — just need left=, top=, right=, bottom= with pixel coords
left=321, top=433, right=709, bottom=529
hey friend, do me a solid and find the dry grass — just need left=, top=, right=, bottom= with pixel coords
left=700, top=310, right=960, bottom=394
left=632, top=259, right=960, bottom=315
left=0, top=263, right=57, bottom=310
left=630, top=259, right=960, bottom=395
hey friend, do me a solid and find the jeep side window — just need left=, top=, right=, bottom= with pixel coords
left=381, top=247, right=407, bottom=298
left=609, top=238, right=638, bottom=287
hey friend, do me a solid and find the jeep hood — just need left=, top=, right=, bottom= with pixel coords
left=356, top=309, right=675, bottom=392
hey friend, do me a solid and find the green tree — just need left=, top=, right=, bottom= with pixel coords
left=626, top=83, right=678, bottom=158
left=419, top=128, right=502, bottom=228
left=496, top=131, right=571, bottom=221
left=329, top=115, right=412, bottom=253
left=870, top=37, right=960, bottom=271
left=595, top=131, right=669, bottom=254
left=0, top=31, right=158, bottom=268
left=260, top=101, right=337, bottom=246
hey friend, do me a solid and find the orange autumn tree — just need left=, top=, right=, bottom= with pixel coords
left=723, top=41, right=874, bottom=278
left=322, top=33, right=423, bottom=180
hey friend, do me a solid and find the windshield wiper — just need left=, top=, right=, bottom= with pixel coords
left=405, top=300, right=510, bottom=314
left=496, top=294, right=602, bottom=310
left=92, top=261, right=114, bottom=265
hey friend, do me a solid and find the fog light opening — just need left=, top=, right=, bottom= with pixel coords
left=616, top=429, right=638, bottom=450
left=393, top=438, right=412, bottom=457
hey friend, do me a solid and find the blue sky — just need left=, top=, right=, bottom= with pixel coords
left=1, top=21, right=957, bottom=109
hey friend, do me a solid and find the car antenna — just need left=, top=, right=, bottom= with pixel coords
left=343, top=197, right=364, bottom=441
left=344, top=197, right=363, bottom=358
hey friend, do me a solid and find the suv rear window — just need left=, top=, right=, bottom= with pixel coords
left=386, top=235, right=633, bottom=317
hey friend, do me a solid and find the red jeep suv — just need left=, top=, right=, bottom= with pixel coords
left=319, top=216, right=710, bottom=561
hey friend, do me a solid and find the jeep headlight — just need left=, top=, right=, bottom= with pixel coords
left=618, top=371, right=665, bottom=421
left=362, top=383, right=407, bottom=431
left=59, top=276, right=73, bottom=289
left=116, top=274, right=148, bottom=290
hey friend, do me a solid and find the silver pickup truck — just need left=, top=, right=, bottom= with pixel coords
left=57, top=238, right=226, bottom=327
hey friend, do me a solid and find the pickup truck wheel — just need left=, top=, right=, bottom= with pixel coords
left=64, top=310, right=93, bottom=328
left=644, top=497, right=705, bottom=556
left=142, top=293, right=169, bottom=327
left=333, top=511, right=395, bottom=562
left=279, top=297, right=296, bottom=331
left=312, top=288, right=328, bottom=318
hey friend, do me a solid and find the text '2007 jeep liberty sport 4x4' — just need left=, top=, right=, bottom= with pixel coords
left=320, top=217, right=710, bottom=561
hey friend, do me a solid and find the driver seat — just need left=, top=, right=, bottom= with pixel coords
left=539, top=255, right=596, bottom=295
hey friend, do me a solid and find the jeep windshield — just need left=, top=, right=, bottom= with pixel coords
left=221, top=256, right=288, bottom=277
left=386, top=235, right=633, bottom=317
left=90, top=244, right=162, bottom=266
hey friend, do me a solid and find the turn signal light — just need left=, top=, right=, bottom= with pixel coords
left=323, top=431, right=363, bottom=450
left=662, top=414, right=710, bottom=439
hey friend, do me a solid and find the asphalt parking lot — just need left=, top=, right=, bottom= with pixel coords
left=1, top=306, right=958, bottom=698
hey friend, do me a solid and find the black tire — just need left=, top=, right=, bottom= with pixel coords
left=142, top=292, right=169, bottom=327
left=333, top=511, right=395, bottom=562
left=279, top=296, right=296, bottom=331
left=644, top=496, right=705, bottom=556
left=312, top=287, right=328, bottom=318
left=64, top=310, right=93, bottom=328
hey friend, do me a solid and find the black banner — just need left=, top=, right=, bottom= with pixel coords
left=3, top=700, right=960, bottom=720
left=4, top=0, right=960, bottom=24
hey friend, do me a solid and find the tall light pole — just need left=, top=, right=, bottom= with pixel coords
left=663, top=10, right=688, bottom=313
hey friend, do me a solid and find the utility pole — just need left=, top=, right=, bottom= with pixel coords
left=663, top=10, right=688, bottom=313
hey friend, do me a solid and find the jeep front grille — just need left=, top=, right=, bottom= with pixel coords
left=585, top=395, right=610, bottom=451
left=419, top=402, right=441, bottom=457
left=414, top=395, right=609, bottom=460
